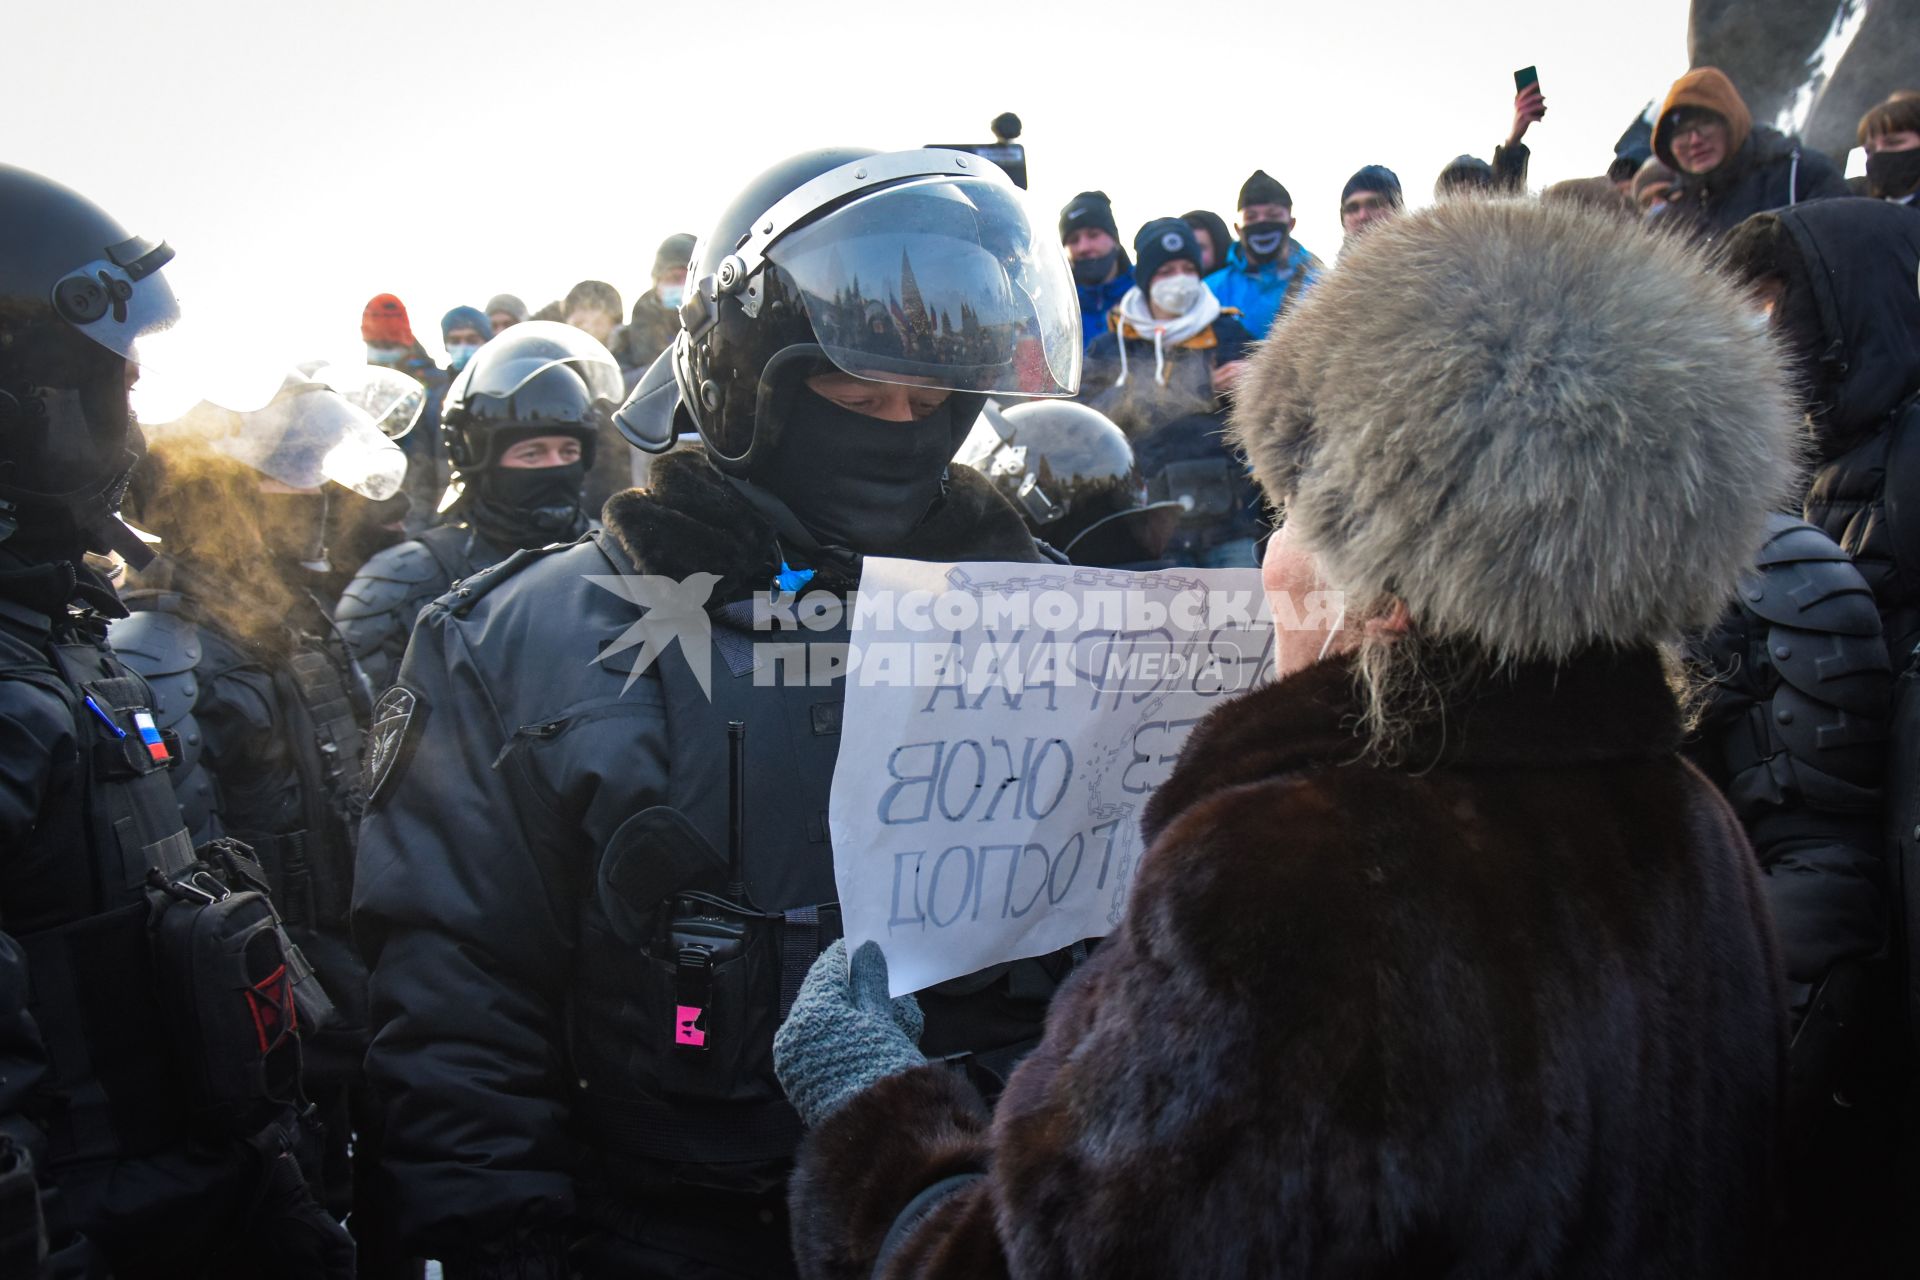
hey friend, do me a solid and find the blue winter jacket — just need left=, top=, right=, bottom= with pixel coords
left=1076, top=271, right=1135, bottom=350
left=1203, top=239, right=1325, bottom=340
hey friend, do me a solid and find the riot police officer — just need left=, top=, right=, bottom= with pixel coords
left=1686, top=512, right=1901, bottom=1275
left=353, top=147, right=1084, bottom=1278
left=0, top=164, right=350, bottom=1277
left=111, top=373, right=411, bottom=1271
left=333, top=321, right=623, bottom=692
left=957, top=398, right=1182, bottom=567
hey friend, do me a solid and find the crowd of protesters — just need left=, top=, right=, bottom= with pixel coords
left=361, top=75, right=1920, bottom=581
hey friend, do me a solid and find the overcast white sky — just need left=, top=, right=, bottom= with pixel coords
left=18, top=0, right=1693, bottom=367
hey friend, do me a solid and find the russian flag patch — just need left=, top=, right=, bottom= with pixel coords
left=133, top=710, right=170, bottom=763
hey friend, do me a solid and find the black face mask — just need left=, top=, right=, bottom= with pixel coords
left=1867, top=148, right=1920, bottom=200
left=474, top=461, right=588, bottom=547
left=1070, top=248, right=1120, bottom=287
left=759, top=387, right=956, bottom=553
left=1241, top=220, right=1292, bottom=263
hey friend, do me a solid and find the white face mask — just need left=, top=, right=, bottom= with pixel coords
left=1149, top=273, right=1204, bottom=314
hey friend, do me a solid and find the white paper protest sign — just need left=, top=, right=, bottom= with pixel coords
left=827, top=558, right=1283, bottom=995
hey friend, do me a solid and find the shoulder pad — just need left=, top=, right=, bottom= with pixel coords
left=444, top=536, right=591, bottom=618
left=336, top=554, right=449, bottom=628
left=1734, top=519, right=1882, bottom=638
left=349, top=539, right=454, bottom=590
left=1764, top=618, right=1891, bottom=717
left=105, top=607, right=210, bottom=785
left=109, top=607, right=205, bottom=678
left=1753, top=514, right=1857, bottom=571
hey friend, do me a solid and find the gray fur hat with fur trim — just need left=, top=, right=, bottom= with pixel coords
left=1228, top=198, right=1800, bottom=661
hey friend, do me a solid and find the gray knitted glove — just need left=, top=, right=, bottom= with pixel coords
left=774, top=939, right=927, bottom=1127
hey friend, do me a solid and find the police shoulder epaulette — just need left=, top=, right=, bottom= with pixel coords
left=443, top=537, right=588, bottom=618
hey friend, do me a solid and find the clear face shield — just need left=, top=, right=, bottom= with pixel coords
left=766, top=176, right=1082, bottom=398
left=146, top=371, right=409, bottom=502
left=304, top=362, right=429, bottom=440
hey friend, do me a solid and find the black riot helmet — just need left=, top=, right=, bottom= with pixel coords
left=613, top=148, right=1083, bottom=481
left=440, top=320, right=624, bottom=475
left=0, top=163, right=178, bottom=555
left=956, top=399, right=1181, bottom=567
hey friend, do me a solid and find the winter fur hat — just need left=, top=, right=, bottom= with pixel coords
left=1228, top=198, right=1799, bottom=661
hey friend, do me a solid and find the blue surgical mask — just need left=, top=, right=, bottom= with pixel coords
left=656, top=283, right=685, bottom=311
left=367, top=345, right=408, bottom=366
left=446, top=341, right=482, bottom=371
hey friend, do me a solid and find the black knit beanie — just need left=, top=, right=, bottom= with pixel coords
left=1059, top=191, right=1120, bottom=243
left=1132, top=217, right=1203, bottom=291
left=1237, top=170, right=1293, bottom=212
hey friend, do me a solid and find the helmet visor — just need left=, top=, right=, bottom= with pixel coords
left=153, top=375, right=408, bottom=500
left=446, top=319, right=625, bottom=407
left=768, top=176, right=1081, bottom=397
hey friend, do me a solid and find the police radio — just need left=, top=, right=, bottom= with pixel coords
left=596, top=722, right=776, bottom=1053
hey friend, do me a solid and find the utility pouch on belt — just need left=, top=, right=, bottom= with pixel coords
left=144, top=840, right=331, bottom=1128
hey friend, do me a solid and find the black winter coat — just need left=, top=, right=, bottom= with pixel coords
left=1662, top=125, right=1850, bottom=240
left=1792, top=200, right=1920, bottom=663
left=353, top=452, right=1070, bottom=1275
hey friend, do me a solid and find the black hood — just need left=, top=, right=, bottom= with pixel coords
left=1772, top=198, right=1920, bottom=437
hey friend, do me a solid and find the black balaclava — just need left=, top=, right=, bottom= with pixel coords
left=0, top=323, right=146, bottom=563
left=472, top=460, right=590, bottom=548
left=756, top=385, right=958, bottom=553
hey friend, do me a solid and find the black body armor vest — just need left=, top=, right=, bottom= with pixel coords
left=112, top=585, right=371, bottom=1078
left=2, top=593, right=314, bottom=1167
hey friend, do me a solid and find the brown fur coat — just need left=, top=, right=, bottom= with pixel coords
left=789, top=647, right=1786, bottom=1279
